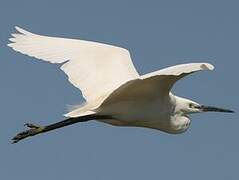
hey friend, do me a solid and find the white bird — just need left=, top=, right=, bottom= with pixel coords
left=8, top=26, right=233, bottom=143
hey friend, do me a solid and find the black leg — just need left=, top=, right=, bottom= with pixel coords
left=12, top=114, right=112, bottom=144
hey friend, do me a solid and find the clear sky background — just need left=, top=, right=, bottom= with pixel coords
left=0, top=0, right=238, bottom=179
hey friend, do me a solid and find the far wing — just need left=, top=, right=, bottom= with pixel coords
left=8, top=27, right=139, bottom=103
left=100, top=63, right=214, bottom=106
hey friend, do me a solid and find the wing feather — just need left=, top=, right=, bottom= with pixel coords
left=100, top=63, right=214, bottom=106
left=8, top=26, right=139, bottom=102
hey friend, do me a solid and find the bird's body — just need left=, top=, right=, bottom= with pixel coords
left=8, top=27, right=234, bottom=143
left=95, top=93, right=190, bottom=134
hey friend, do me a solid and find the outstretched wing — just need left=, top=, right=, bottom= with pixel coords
left=101, top=63, right=214, bottom=106
left=8, top=27, right=139, bottom=102
left=140, top=62, right=214, bottom=93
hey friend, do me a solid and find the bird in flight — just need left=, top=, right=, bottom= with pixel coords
left=8, top=27, right=234, bottom=143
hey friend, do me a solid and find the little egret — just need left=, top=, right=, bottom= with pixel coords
left=8, top=27, right=234, bottom=143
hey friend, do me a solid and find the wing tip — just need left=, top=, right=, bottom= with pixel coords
left=7, top=43, right=13, bottom=47
left=14, top=26, right=33, bottom=35
left=200, top=63, right=215, bottom=71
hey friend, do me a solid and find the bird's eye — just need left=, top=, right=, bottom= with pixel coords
left=189, top=103, right=193, bottom=108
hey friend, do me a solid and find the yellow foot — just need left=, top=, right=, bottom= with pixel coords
left=12, top=123, right=45, bottom=144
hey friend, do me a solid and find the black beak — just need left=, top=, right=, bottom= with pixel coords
left=197, top=105, right=234, bottom=113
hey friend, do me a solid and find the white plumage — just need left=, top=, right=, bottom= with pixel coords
left=9, top=27, right=233, bottom=143
left=9, top=27, right=139, bottom=103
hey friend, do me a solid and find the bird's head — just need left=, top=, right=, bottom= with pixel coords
left=174, top=96, right=234, bottom=115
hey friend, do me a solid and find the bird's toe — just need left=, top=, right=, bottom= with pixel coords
left=11, top=123, right=45, bottom=144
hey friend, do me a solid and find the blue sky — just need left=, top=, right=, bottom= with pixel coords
left=0, top=0, right=238, bottom=179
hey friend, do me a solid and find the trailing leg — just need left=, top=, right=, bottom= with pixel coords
left=12, top=114, right=112, bottom=144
